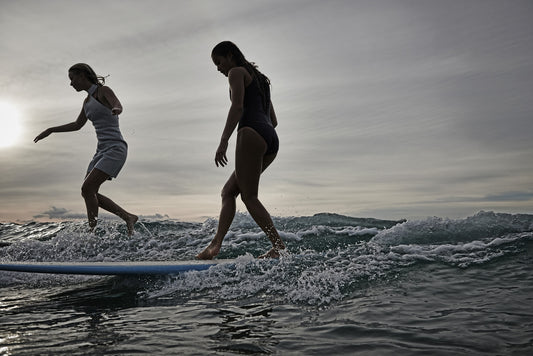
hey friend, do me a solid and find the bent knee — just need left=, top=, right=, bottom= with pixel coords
left=240, top=193, right=258, bottom=206
left=81, top=184, right=97, bottom=198
left=221, top=186, right=238, bottom=200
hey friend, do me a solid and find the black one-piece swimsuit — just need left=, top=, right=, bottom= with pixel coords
left=237, top=78, right=279, bottom=155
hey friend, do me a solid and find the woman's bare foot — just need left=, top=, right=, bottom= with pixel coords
left=258, top=247, right=285, bottom=259
left=125, top=214, right=138, bottom=236
left=196, top=242, right=222, bottom=260
left=88, top=218, right=97, bottom=233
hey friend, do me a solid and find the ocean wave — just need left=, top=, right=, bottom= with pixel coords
left=370, top=210, right=533, bottom=245
left=1, top=211, right=532, bottom=306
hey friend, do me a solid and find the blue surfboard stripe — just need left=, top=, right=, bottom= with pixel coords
left=0, top=260, right=233, bottom=275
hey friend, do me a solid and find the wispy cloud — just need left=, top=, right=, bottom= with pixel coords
left=33, top=207, right=86, bottom=220
left=33, top=207, right=172, bottom=221
left=432, top=192, right=533, bottom=204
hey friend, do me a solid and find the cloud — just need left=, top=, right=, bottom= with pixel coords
left=419, top=191, right=533, bottom=204
left=33, top=206, right=86, bottom=220
left=33, top=206, right=172, bottom=222
left=2, top=0, right=533, bottom=222
left=467, top=192, right=533, bottom=203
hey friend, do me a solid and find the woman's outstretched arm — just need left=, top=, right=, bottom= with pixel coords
left=34, top=108, right=88, bottom=143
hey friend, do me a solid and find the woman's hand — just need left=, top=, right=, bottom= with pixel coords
left=215, top=139, right=229, bottom=167
left=34, top=128, right=52, bottom=143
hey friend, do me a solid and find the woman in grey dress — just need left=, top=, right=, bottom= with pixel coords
left=34, top=63, right=137, bottom=235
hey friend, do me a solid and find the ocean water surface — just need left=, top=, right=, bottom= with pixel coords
left=1, top=211, right=532, bottom=355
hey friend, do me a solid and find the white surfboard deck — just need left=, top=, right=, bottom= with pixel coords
left=0, top=259, right=235, bottom=275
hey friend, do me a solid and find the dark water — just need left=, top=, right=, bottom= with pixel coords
left=1, top=211, right=532, bottom=355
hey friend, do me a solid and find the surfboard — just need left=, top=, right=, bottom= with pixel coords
left=0, top=260, right=235, bottom=275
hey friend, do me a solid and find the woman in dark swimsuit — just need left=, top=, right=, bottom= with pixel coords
left=197, top=41, right=286, bottom=259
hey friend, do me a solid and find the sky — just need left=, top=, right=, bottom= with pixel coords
left=1, top=0, right=532, bottom=222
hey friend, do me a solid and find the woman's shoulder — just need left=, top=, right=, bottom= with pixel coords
left=228, top=67, right=252, bottom=85
left=98, top=85, right=118, bottom=100
left=99, top=85, right=114, bottom=93
left=228, top=66, right=248, bottom=77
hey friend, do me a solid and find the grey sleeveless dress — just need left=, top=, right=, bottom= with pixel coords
left=84, top=84, right=128, bottom=178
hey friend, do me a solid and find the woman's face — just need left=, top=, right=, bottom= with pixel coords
left=68, top=71, right=90, bottom=92
left=212, top=54, right=235, bottom=77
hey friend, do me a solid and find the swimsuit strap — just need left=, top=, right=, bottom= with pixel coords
left=87, top=84, right=98, bottom=96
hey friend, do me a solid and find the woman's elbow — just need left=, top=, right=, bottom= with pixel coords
left=73, top=120, right=85, bottom=131
left=230, top=105, right=243, bottom=117
left=270, top=115, right=278, bottom=128
left=231, top=103, right=243, bottom=112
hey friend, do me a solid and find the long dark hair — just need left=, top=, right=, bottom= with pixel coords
left=212, top=41, right=271, bottom=111
left=69, top=63, right=106, bottom=86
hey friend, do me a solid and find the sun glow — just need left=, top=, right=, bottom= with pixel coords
left=0, top=101, right=23, bottom=148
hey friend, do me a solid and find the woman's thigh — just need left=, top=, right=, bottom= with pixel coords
left=235, top=128, right=267, bottom=197
left=82, top=168, right=110, bottom=194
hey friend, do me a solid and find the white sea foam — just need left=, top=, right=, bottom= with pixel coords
left=2, top=211, right=532, bottom=305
